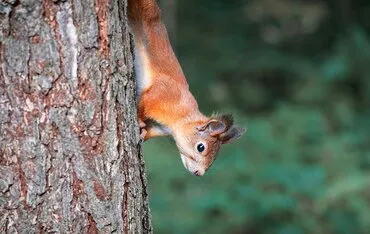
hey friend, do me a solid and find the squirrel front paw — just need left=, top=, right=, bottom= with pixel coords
left=139, top=119, right=147, bottom=141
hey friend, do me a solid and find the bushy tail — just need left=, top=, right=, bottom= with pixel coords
left=127, top=0, right=162, bottom=24
left=127, top=0, right=184, bottom=81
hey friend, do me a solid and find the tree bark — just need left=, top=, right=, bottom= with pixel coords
left=0, top=0, right=152, bottom=233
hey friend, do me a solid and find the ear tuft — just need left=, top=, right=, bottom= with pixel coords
left=219, top=126, right=246, bottom=144
left=197, top=119, right=226, bottom=136
left=211, top=113, right=234, bottom=130
left=219, top=114, right=234, bottom=129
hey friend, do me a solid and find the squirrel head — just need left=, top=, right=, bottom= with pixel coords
left=173, top=114, right=246, bottom=176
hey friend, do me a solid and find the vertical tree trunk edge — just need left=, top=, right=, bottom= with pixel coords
left=0, top=0, right=153, bottom=233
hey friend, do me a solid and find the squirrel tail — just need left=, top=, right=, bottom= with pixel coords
left=127, top=0, right=162, bottom=24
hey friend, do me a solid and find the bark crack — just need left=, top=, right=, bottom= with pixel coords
left=16, top=155, right=30, bottom=210
left=26, top=37, right=32, bottom=94
left=43, top=0, right=63, bottom=76
left=87, top=213, right=98, bottom=234
left=95, top=0, right=110, bottom=58
left=116, top=98, right=129, bottom=233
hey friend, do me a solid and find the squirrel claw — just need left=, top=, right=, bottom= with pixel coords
left=140, top=128, right=146, bottom=142
left=139, top=119, right=147, bottom=142
left=140, top=128, right=147, bottom=141
left=139, top=120, right=146, bottom=128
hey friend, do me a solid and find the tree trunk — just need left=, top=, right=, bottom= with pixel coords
left=0, top=0, right=152, bottom=233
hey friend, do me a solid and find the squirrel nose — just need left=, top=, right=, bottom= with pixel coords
left=193, top=169, right=205, bottom=176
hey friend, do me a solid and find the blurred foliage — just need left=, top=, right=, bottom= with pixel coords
left=144, top=0, right=370, bottom=233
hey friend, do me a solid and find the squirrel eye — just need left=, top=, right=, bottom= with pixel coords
left=197, top=143, right=205, bottom=153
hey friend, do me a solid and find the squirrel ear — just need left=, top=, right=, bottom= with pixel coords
left=197, top=119, right=226, bottom=136
left=219, top=126, right=246, bottom=144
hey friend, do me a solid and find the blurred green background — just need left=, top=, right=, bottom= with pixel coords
left=143, top=0, right=370, bottom=233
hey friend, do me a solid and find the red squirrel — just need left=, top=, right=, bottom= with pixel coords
left=128, top=0, right=245, bottom=176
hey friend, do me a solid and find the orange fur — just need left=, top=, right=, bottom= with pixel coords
left=128, top=0, right=245, bottom=176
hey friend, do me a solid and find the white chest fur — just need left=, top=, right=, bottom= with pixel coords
left=134, top=42, right=153, bottom=95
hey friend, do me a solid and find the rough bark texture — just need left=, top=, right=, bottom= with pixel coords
left=0, top=0, right=153, bottom=233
